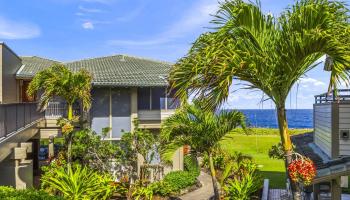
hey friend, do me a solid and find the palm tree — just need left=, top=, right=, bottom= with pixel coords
left=27, top=64, right=92, bottom=162
left=169, top=0, right=350, bottom=198
left=160, top=101, right=246, bottom=200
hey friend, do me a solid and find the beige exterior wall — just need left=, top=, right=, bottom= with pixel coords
left=0, top=121, right=41, bottom=162
left=0, top=43, right=22, bottom=104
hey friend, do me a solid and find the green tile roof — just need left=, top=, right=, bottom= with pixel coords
left=17, top=55, right=173, bottom=87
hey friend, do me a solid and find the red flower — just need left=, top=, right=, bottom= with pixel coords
left=288, top=157, right=316, bottom=185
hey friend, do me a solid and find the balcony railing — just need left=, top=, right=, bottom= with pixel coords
left=0, top=102, right=44, bottom=139
left=160, top=97, right=181, bottom=110
left=315, top=89, right=350, bottom=104
left=45, top=102, right=80, bottom=119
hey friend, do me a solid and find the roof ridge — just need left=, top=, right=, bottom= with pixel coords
left=121, top=54, right=174, bottom=65
left=21, top=56, right=61, bottom=63
left=63, top=54, right=173, bottom=65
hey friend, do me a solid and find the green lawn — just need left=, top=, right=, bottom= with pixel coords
left=220, top=128, right=311, bottom=188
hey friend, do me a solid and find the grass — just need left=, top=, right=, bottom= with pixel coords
left=220, top=128, right=311, bottom=188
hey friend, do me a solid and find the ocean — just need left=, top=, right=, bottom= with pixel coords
left=237, top=109, right=313, bottom=129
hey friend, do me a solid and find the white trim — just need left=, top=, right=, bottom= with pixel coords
left=109, top=88, right=112, bottom=139
left=16, top=64, right=26, bottom=75
left=165, top=87, right=168, bottom=111
left=149, top=88, right=152, bottom=110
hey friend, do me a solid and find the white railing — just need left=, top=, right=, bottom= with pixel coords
left=45, top=102, right=80, bottom=119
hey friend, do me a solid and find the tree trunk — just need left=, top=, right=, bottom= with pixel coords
left=67, top=132, right=73, bottom=164
left=67, top=104, right=73, bottom=121
left=67, top=104, right=73, bottom=164
left=277, top=105, right=301, bottom=200
left=209, top=152, right=220, bottom=200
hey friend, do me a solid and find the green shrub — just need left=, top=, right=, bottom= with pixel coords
left=223, top=162, right=262, bottom=200
left=132, top=181, right=173, bottom=199
left=163, top=171, right=197, bottom=192
left=0, top=186, right=62, bottom=200
left=149, top=181, right=173, bottom=197
left=201, top=152, right=226, bottom=170
left=184, top=155, right=200, bottom=176
left=41, top=164, right=115, bottom=200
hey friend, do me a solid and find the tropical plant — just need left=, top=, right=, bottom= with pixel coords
left=268, top=142, right=287, bottom=160
left=169, top=0, right=350, bottom=198
left=160, top=101, right=246, bottom=199
left=121, top=120, right=159, bottom=165
left=27, top=64, right=92, bottom=163
left=0, top=186, right=62, bottom=200
left=131, top=181, right=155, bottom=200
left=41, top=164, right=116, bottom=200
left=71, top=128, right=124, bottom=173
left=183, top=154, right=200, bottom=176
left=222, top=163, right=262, bottom=200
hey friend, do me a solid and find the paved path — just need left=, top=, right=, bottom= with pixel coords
left=180, top=171, right=214, bottom=200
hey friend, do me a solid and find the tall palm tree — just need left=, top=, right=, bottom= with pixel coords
left=27, top=64, right=92, bottom=162
left=169, top=0, right=350, bottom=198
left=160, top=101, right=246, bottom=200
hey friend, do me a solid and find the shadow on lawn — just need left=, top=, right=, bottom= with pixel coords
left=260, top=171, right=286, bottom=189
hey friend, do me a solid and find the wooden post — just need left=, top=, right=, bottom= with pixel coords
left=313, top=183, right=320, bottom=200
left=331, top=177, right=341, bottom=200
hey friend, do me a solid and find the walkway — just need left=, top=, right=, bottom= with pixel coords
left=180, top=171, right=214, bottom=200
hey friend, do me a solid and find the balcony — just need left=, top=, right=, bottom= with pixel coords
left=0, top=102, right=44, bottom=140
left=314, top=89, right=350, bottom=104
left=138, top=98, right=180, bottom=124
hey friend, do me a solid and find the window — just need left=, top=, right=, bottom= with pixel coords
left=137, top=88, right=150, bottom=110
left=152, top=87, right=165, bottom=110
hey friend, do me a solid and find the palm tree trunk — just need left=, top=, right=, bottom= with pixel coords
left=67, top=104, right=73, bottom=164
left=209, top=152, right=220, bottom=200
left=277, top=105, right=301, bottom=200
left=67, top=104, right=73, bottom=121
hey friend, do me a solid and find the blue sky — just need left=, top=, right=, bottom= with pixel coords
left=0, top=0, right=346, bottom=109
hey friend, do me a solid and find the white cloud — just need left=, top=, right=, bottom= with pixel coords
left=75, top=12, right=85, bottom=16
left=81, top=0, right=115, bottom=4
left=115, top=5, right=144, bottom=22
left=107, top=0, right=218, bottom=46
left=78, top=5, right=104, bottom=13
left=82, top=21, right=94, bottom=29
left=299, top=77, right=325, bottom=87
left=0, top=17, right=40, bottom=39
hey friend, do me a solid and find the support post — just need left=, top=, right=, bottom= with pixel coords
left=109, top=88, right=112, bottom=138
left=130, top=88, right=138, bottom=131
left=48, top=136, right=54, bottom=158
left=331, top=177, right=341, bottom=200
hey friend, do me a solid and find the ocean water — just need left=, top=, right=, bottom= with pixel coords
left=237, top=109, right=313, bottom=129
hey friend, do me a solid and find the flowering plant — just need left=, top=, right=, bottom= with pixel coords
left=288, top=154, right=316, bottom=185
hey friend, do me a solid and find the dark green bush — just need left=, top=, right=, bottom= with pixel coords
left=149, top=181, right=173, bottom=196
left=163, top=170, right=198, bottom=192
left=0, top=186, right=62, bottom=200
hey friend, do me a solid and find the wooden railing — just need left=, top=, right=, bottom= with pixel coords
left=315, top=89, right=350, bottom=104
left=0, top=102, right=44, bottom=139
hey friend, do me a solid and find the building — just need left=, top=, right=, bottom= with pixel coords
left=290, top=90, right=350, bottom=199
left=0, top=43, right=183, bottom=189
